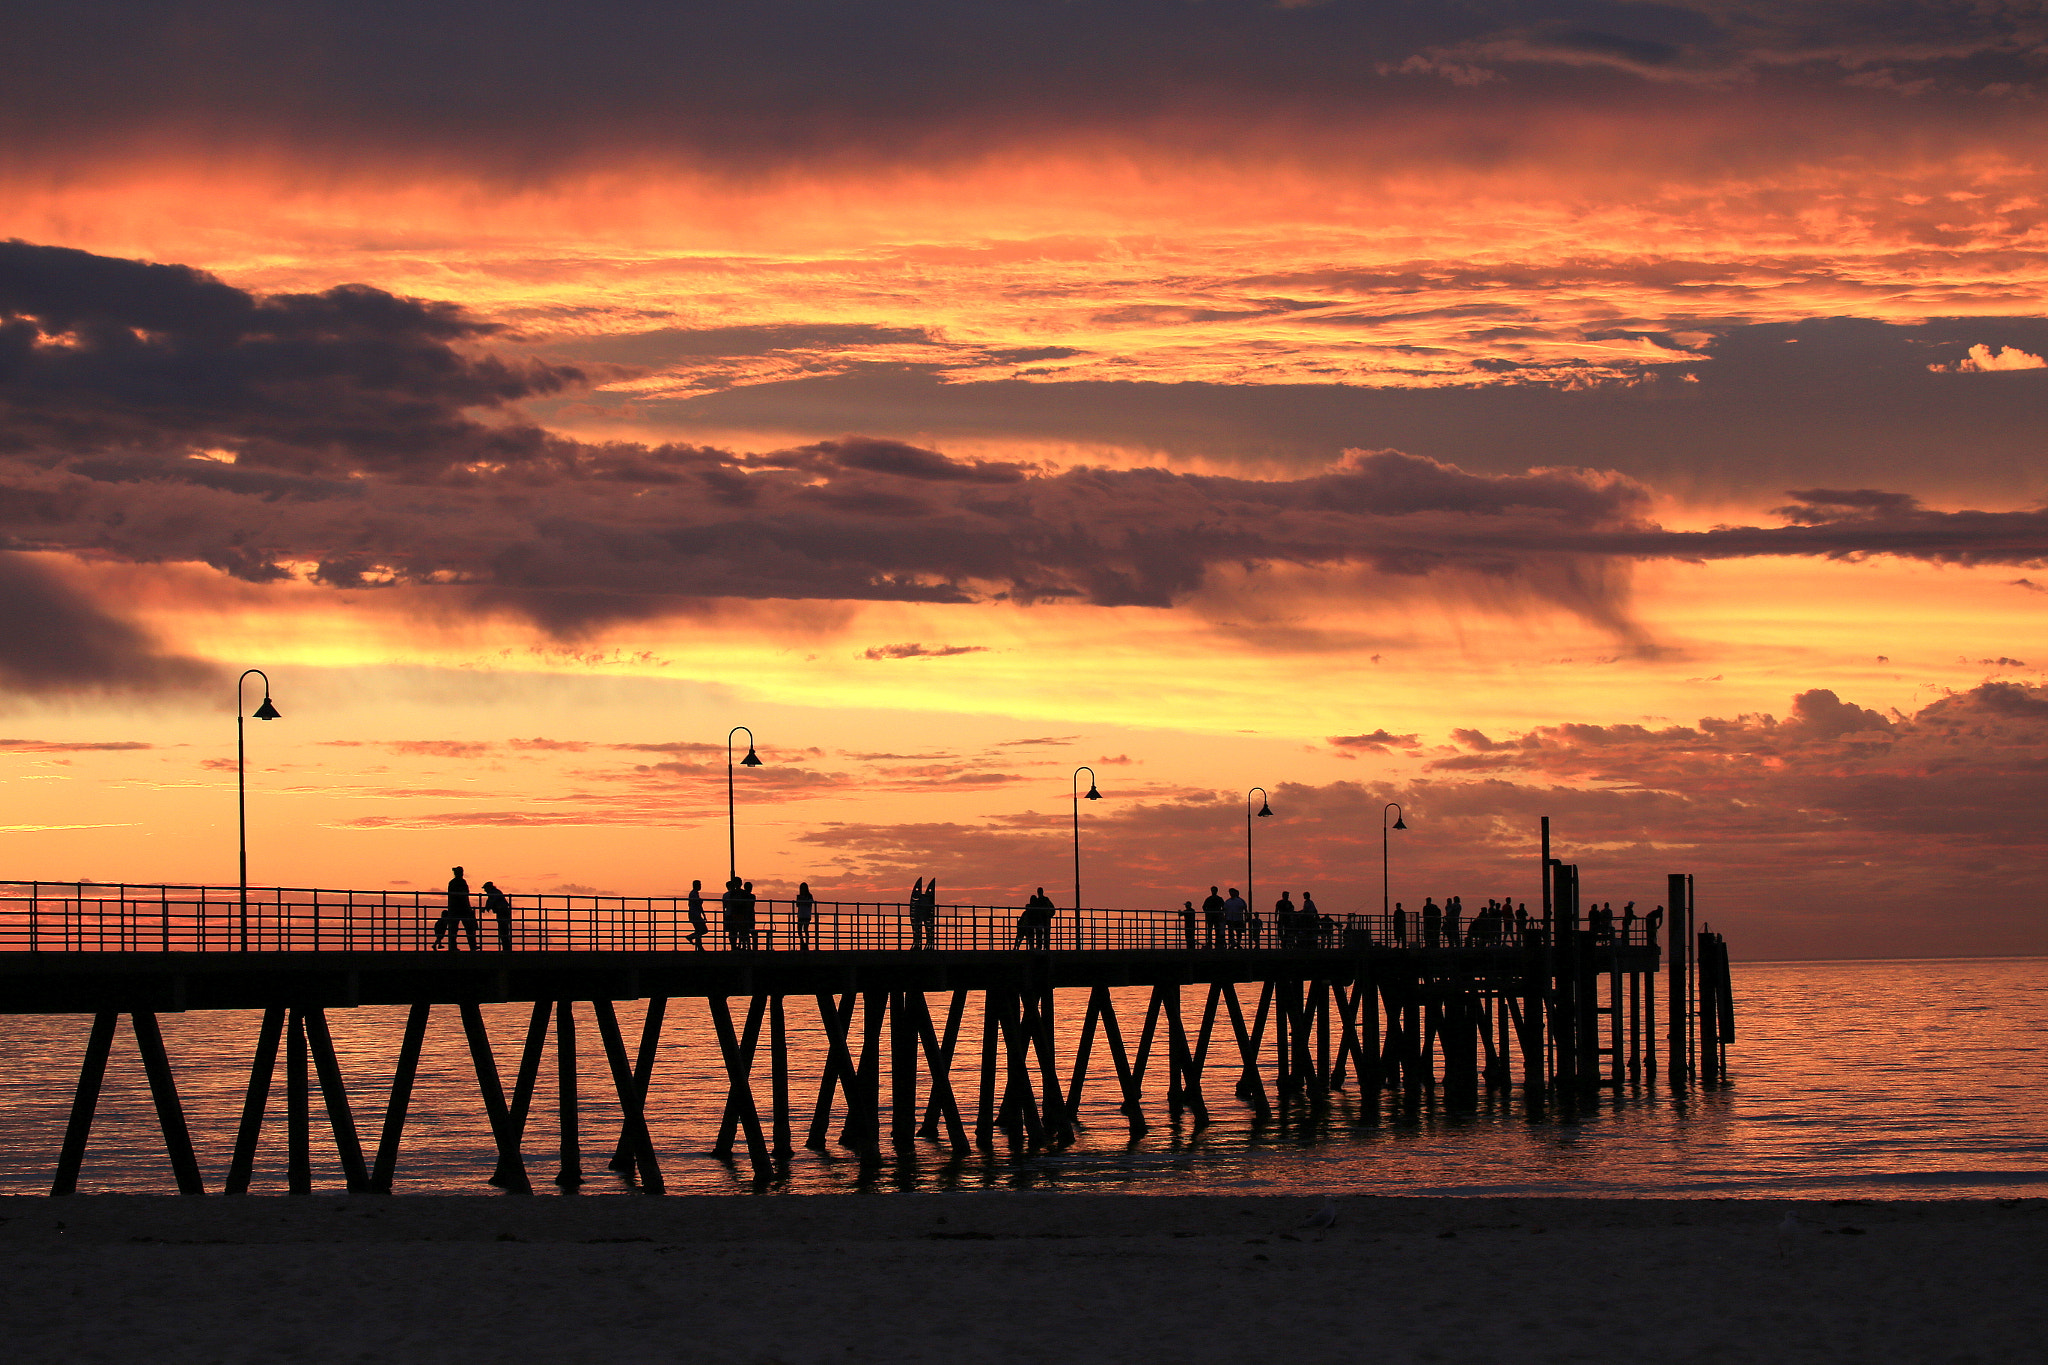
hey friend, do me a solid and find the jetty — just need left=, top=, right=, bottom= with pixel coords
left=0, top=856, right=1733, bottom=1195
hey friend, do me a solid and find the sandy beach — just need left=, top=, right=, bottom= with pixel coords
left=0, top=1194, right=2038, bottom=1363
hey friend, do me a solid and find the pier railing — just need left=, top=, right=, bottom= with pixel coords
left=0, top=880, right=1657, bottom=954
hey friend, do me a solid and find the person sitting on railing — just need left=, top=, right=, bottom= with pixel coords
left=795, top=882, right=817, bottom=950
left=482, top=880, right=513, bottom=951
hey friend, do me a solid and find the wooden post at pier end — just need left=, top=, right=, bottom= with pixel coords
left=1665, top=872, right=1689, bottom=1086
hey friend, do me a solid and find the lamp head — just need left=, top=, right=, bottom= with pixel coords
left=1084, top=784, right=1101, bottom=801
left=1392, top=815, right=1407, bottom=831
left=252, top=696, right=281, bottom=721
left=1256, top=800, right=1272, bottom=818
left=740, top=746, right=763, bottom=767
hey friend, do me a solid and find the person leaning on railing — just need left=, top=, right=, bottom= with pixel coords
left=482, top=880, right=513, bottom=950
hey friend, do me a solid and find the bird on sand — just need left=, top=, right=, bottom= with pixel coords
left=1303, top=1198, right=1339, bottom=1230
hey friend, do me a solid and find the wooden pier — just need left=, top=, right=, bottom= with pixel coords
left=0, top=862, right=1733, bottom=1195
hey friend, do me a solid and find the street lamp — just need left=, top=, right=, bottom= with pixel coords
left=1072, top=766, right=1102, bottom=922
left=237, top=670, right=281, bottom=951
left=1246, top=787, right=1272, bottom=920
left=1381, top=801, right=1406, bottom=922
left=727, top=727, right=762, bottom=884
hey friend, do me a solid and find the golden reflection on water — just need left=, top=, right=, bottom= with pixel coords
left=0, top=960, right=2041, bottom=1197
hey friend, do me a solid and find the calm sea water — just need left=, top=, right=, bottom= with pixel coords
left=1, top=958, right=2039, bottom=1198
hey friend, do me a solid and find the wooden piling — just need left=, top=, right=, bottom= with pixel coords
left=371, top=1002, right=429, bottom=1193
left=51, top=1012, right=117, bottom=1196
left=891, top=991, right=918, bottom=1151
left=610, top=998, right=667, bottom=1173
left=457, top=1000, right=530, bottom=1194
left=553, top=1000, right=583, bottom=1188
left=286, top=1008, right=311, bottom=1194
left=225, top=1006, right=285, bottom=1195
left=495, top=1001, right=550, bottom=1189
left=1666, top=872, right=1688, bottom=1086
left=302, top=1008, right=369, bottom=1192
left=590, top=998, right=663, bottom=1191
left=708, top=994, right=771, bottom=1173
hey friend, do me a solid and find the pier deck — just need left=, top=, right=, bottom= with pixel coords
left=0, top=869, right=1731, bottom=1196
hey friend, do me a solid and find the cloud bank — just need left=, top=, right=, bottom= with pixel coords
left=4, top=242, right=2048, bottom=656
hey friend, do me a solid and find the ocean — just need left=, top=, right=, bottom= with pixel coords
left=2, top=957, right=2039, bottom=1198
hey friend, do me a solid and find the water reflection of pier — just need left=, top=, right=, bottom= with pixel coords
left=1, top=869, right=1733, bottom=1195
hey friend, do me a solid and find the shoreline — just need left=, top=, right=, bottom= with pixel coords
left=3, top=1194, right=2041, bottom=1362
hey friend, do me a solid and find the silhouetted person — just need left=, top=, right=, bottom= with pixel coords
left=442, top=866, right=478, bottom=951
left=1393, top=901, right=1407, bottom=946
left=1621, top=901, right=1638, bottom=944
left=911, top=876, right=937, bottom=949
left=1181, top=900, right=1199, bottom=948
left=741, top=880, right=760, bottom=949
left=1422, top=896, right=1442, bottom=948
left=1017, top=888, right=1050, bottom=948
left=1645, top=904, right=1664, bottom=945
left=1274, top=891, right=1298, bottom=947
left=1515, top=902, right=1529, bottom=937
left=1202, top=886, right=1225, bottom=948
left=1036, top=888, right=1059, bottom=949
left=795, top=881, right=816, bottom=950
left=686, top=880, right=707, bottom=949
left=722, top=876, right=747, bottom=950
left=1591, top=901, right=1615, bottom=944
left=482, top=880, right=513, bottom=950
left=1222, top=888, right=1248, bottom=946
left=1446, top=895, right=1463, bottom=947
left=1303, top=891, right=1331, bottom=947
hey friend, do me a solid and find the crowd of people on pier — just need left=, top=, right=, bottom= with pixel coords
left=428, top=864, right=1659, bottom=953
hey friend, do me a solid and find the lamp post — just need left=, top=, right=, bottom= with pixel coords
left=1072, top=766, right=1102, bottom=928
left=1381, top=801, right=1406, bottom=922
left=237, top=670, right=281, bottom=951
left=727, top=727, right=762, bottom=884
left=1246, top=787, right=1272, bottom=919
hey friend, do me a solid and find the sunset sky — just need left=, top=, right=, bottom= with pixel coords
left=4, top=0, right=2048, bottom=959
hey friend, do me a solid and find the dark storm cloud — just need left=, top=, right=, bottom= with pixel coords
left=7, top=243, right=2048, bottom=639
left=648, top=317, right=2048, bottom=501
left=0, top=552, right=215, bottom=693
left=2, top=2, right=2045, bottom=175
left=0, top=239, right=582, bottom=477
